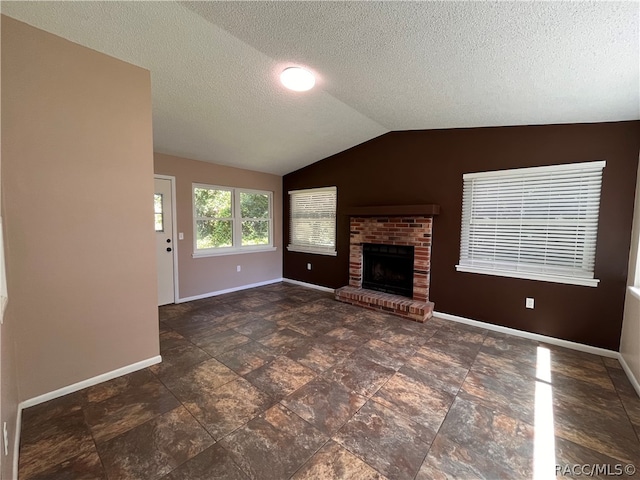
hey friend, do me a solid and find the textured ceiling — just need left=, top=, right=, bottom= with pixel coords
left=2, top=1, right=638, bottom=175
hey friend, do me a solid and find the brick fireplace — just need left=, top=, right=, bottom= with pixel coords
left=335, top=205, right=439, bottom=322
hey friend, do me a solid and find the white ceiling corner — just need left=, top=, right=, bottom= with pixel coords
left=2, top=1, right=638, bottom=175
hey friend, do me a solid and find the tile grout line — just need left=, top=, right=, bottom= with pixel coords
left=156, top=319, right=274, bottom=479
left=81, top=408, right=111, bottom=480
left=158, top=359, right=277, bottom=479
left=603, top=361, right=640, bottom=444
left=409, top=326, right=489, bottom=480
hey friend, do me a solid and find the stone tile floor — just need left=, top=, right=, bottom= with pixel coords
left=18, top=283, right=640, bottom=479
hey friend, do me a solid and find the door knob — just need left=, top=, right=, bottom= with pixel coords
left=166, top=247, right=172, bottom=252
left=166, top=238, right=171, bottom=243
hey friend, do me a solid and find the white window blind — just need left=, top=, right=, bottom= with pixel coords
left=456, top=161, right=605, bottom=287
left=288, top=186, right=337, bottom=256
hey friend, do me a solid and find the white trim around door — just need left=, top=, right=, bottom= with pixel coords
left=155, top=174, right=179, bottom=304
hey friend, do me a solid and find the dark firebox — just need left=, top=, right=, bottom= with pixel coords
left=362, top=243, right=414, bottom=298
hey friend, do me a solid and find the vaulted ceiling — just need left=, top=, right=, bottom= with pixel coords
left=2, top=1, right=638, bottom=175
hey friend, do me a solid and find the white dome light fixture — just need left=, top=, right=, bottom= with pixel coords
left=280, top=67, right=315, bottom=92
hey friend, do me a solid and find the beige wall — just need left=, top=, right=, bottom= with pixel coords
left=0, top=15, right=20, bottom=476
left=154, top=153, right=283, bottom=299
left=1, top=13, right=158, bottom=418
left=621, top=153, right=640, bottom=390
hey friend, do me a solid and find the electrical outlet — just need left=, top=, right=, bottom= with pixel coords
left=236, top=265, right=241, bottom=272
left=3, top=422, right=8, bottom=456
left=307, top=263, right=312, bottom=270
left=526, top=297, right=535, bottom=309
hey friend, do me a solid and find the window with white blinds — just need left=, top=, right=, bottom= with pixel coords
left=288, top=186, right=337, bottom=256
left=456, top=161, right=605, bottom=287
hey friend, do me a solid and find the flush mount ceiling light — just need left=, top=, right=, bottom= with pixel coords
left=280, top=67, right=315, bottom=91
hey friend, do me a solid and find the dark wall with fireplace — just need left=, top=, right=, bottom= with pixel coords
left=283, top=121, right=640, bottom=350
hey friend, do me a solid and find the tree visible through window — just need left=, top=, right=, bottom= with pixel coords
left=241, top=192, right=270, bottom=246
left=193, top=184, right=272, bottom=255
left=194, top=187, right=232, bottom=248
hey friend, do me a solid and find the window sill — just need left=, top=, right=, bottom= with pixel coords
left=628, top=286, right=640, bottom=301
left=455, top=265, right=599, bottom=287
left=193, top=246, right=277, bottom=258
left=287, top=245, right=337, bottom=256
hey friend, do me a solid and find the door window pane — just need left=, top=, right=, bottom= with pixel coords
left=154, top=194, right=164, bottom=232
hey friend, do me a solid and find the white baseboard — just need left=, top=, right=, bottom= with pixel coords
left=176, top=278, right=283, bottom=303
left=14, top=355, right=162, bottom=477
left=177, top=278, right=334, bottom=303
left=283, top=278, right=335, bottom=293
left=619, top=354, right=640, bottom=398
left=433, top=311, right=618, bottom=358
left=433, top=310, right=640, bottom=398
left=19, top=355, right=162, bottom=410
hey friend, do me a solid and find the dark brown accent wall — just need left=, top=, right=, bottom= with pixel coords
left=283, top=122, right=640, bottom=350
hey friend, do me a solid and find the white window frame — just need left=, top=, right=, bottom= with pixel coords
left=456, top=161, right=605, bottom=287
left=628, top=159, right=640, bottom=300
left=287, top=186, right=337, bottom=256
left=192, top=183, right=275, bottom=258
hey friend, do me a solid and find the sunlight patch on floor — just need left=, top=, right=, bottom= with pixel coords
left=534, top=346, right=556, bottom=480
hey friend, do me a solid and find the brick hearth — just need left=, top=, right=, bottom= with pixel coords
left=335, top=286, right=433, bottom=322
left=335, top=214, right=436, bottom=322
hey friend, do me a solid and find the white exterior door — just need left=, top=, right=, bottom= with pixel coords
left=154, top=177, right=175, bottom=306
